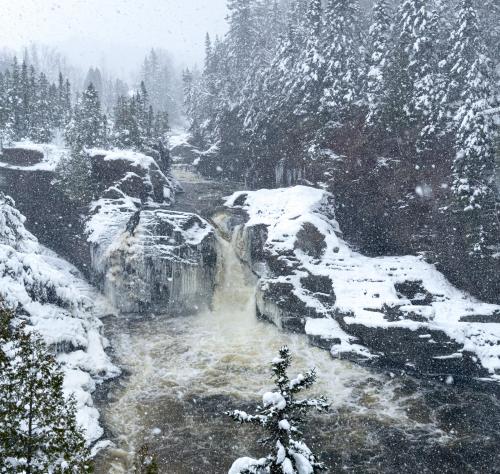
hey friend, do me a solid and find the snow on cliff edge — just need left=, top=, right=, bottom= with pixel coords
left=0, top=193, right=119, bottom=444
left=225, top=186, right=500, bottom=381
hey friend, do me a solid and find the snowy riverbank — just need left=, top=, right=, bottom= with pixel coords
left=223, top=186, right=500, bottom=383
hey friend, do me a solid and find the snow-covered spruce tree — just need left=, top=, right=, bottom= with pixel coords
left=55, top=147, right=97, bottom=204
left=365, top=0, right=392, bottom=128
left=227, top=346, right=328, bottom=474
left=379, top=0, right=445, bottom=152
left=65, top=83, right=107, bottom=150
left=447, top=0, right=499, bottom=256
left=29, top=72, right=53, bottom=143
left=0, top=307, right=92, bottom=473
left=412, top=1, right=448, bottom=153
left=321, top=0, right=364, bottom=125
left=290, top=0, right=325, bottom=120
left=226, top=0, right=259, bottom=95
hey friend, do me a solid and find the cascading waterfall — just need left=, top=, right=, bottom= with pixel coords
left=96, top=231, right=442, bottom=473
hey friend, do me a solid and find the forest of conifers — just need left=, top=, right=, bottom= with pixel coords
left=183, top=0, right=500, bottom=302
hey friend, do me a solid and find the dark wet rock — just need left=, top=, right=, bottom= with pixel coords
left=0, top=147, right=44, bottom=166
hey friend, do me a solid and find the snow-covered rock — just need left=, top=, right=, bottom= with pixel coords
left=86, top=149, right=217, bottom=314
left=0, top=193, right=119, bottom=444
left=89, top=207, right=217, bottom=313
left=222, top=186, right=500, bottom=384
left=0, top=142, right=66, bottom=171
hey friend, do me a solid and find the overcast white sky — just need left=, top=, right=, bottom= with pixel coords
left=0, top=0, right=228, bottom=77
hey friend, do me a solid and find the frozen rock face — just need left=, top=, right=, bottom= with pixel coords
left=221, top=186, right=500, bottom=385
left=90, top=208, right=216, bottom=314
left=0, top=193, right=119, bottom=443
left=86, top=149, right=216, bottom=314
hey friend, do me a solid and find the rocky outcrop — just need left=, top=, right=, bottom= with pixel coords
left=0, top=143, right=218, bottom=316
left=85, top=149, right=217, bottom=314
left=88, top=207, right=216, bottom=314
left=220, top=186, right=500, bottom=385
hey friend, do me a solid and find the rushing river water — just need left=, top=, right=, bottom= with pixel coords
left=95, top=168, right=500, bottom=474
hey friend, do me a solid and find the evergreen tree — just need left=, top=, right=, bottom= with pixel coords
left=448, top=0, right=498, bottom=256
left=321, top=0, right=363, bottom=124
left=0, top=307, right=93, bottom=473
left=55, top=148, right=97, bottom=204
left=227, top=346, right=328, bottom=474
left=365, top=0, right=392, bottom=127
left=30, top=73, right=53, bottom=143
left=410, top=1, right=446, bottom=152
left=65, top=83, right=106, bottom=150
left=290, top=0, right=325, bottom=119
left=226, top=0, right=259, bottom=93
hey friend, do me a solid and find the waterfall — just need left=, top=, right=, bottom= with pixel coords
left=96, top=231, right=418, bottom=473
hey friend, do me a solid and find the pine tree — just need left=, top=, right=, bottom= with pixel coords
left=321, top=0, right=363, bottom=124
left=365, top=0, right=392, bottom=127
left=447, top=0, right=499, bottom=256
left=0, top=307, right=93, bottom=473
left=226, top=0, right=258, bottom=92
left=227, top=346, right=328, bottom=474
left=65, top=83, right=106, bottom=150
left=55, top=148, right=97, bottom=204
left=290, top=0, right=325, bottom=119
left=410, top=1, right=446, bottom=153
left=30, top=73, right=53, bottom=143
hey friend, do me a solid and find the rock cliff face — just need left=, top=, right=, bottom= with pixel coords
left=88, top=206, right=216, bottom=314
left=220, top=186, right=500, bottom=385
left=0, top=144, right=218, bottom=316
left=0, top=193, right=119, bottom=443
left=85, top=149, right=217, bottom=314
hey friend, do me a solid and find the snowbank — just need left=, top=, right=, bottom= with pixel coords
left=0, top=194, right=119, bottom=444
left=224, top=186, right=500, bottom=383
left=0, top=142, right=67, bottom=171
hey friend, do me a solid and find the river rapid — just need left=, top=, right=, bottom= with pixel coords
left=95, top=168, right=500, bottom=474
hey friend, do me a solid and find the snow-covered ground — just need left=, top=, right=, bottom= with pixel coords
left=0, top=142, right=67, bottom=171
left=225, top=186, right=500, bottom=381
left=0, top=194, right=119, bottom=444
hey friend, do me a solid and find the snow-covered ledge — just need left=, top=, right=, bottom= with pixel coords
left=221, top=186, right=500, bottom=384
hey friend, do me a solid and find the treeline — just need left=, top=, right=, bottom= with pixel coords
left=0, top=58, right=72, bottom=144
left=0, top=57, right=170, bottom=153
left=65, top=81, right=170, bottom=153
left=184, top=0, right=500, bottom=301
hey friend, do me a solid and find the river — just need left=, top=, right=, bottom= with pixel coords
left=95, top=167, right=500, bottom=473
